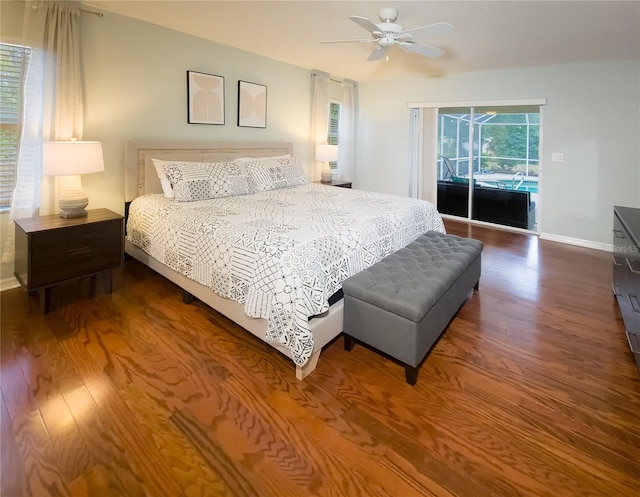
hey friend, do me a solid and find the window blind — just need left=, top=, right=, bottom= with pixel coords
left=328, top=102, right=340, bottom=169
left=0, top=43, right=31, bottom=210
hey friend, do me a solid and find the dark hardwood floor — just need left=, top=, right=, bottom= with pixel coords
left=2, top=220, right=639, bottom=497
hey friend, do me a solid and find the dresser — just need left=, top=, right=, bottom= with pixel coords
left=613, top=206, right=640, bottom=374
left=14, top=208, right=124, bottom=313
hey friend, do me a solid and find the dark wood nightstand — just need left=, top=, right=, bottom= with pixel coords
left=316, top=180, right=352, bottom=189
left=14, top=208, right=124, bottom=313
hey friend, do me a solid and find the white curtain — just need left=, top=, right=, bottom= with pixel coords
left=2, top=1, right=83, bottom=264
left=309, top=70, right=330, bottom=181
left=338, top=79, right=357, bottom=182
left=408, top=106, right=439, bottom=204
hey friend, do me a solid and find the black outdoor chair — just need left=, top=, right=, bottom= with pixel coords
left=440, top=156, right=456, bottom=180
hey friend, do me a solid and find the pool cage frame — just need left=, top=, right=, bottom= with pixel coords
left=438, top=112, right=540, bottom=180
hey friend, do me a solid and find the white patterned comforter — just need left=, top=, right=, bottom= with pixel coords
left=126, top=183, right=445, bottom=366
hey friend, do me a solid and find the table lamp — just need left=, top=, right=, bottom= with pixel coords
left=315, top=144, right=338, bottom=183
left=43, top=140, right=104, bottom=218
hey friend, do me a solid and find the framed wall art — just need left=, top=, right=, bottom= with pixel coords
left=237, top=81, right=267, bottom=128
left=187, top=70, right=225, bottom=125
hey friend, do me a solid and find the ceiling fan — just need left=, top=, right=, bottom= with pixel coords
left=321, top=7, right=453, bottom=61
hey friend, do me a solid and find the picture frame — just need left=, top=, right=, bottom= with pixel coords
left=237, top=81, right=267, bottom=128
left=187, top=70, right=225, bottom=125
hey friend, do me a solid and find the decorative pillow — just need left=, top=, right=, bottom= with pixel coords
left=162, top=161, right=256, bottom=201
left=151, top=159, right=175, bottom=198
left=245, top=157, right=308, bottom=192
left=234, top=154, right=291, bottom=163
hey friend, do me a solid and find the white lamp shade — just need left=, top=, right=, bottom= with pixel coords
left=315, top=144, right=339, bottom=162
left=43, top=141, right=105, bottom=176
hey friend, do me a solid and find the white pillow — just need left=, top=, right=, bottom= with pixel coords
left=245, top=157, right=308, bottom=192
left=162, top=161, right=255, bottom=202
left=151, top=159, right=175, bottom=199
left=234, top=154, right=291, bottom=163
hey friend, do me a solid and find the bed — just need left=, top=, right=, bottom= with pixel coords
left=124, top=140, right=445, bottom=379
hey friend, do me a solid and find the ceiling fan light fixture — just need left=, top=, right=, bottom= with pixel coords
left=322, top=7, right=452, bottom=63
left=379, top=37, right=395, bottom=47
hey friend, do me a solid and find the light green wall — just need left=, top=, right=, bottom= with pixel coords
left=357, top=61, right=640, bottom=245
left=0, top=1, right=23, bottom=41
left=79, top=10, right=312, bottom=216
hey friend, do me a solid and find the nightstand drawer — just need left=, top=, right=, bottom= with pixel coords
left=30, top=242, right=122, bottom=288
left=31, top=220, right=121, bottom=256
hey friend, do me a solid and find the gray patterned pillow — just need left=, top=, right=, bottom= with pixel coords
left=162, top=161, right=256, bottom=201
left=244, top=157, right=309, bottom=192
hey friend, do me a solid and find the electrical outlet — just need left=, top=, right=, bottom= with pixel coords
left=552, top=153, right=564, bottom=162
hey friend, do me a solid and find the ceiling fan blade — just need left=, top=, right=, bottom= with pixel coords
left=399, top=41, right=445, bottom=59
left=368, top=45, right=388, bottom=61
left=320, top=38, right=376, bottom=44
left=349, top=16, right=382, bottom=35
left=402, top=22, right=453, bottom=38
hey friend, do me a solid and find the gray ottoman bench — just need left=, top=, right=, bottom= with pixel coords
left=342, top=231, right=483, bottom=385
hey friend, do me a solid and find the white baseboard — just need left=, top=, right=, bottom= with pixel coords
left=539, top=232, right=613, bottom=252
left=442, top=215, right=613, bottom=252
left=0, top=276, right=20, bottom=292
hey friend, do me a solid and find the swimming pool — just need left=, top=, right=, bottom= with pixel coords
left=479, top=180, right=539, bottom=194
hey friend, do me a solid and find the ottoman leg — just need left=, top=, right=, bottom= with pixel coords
left=344, top=334, right=355, bottom=351
left=405, top=365, right=419, bottom=386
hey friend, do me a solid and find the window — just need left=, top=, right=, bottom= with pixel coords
left=0, top=42, right=31, bottom=210
left=327, top=101, right=340, bottom=169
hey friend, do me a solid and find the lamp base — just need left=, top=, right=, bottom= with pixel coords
left=59, top=206, right=88, bottom=218
left=58, top=175, right=89, bottom=218
left=320, top=171, right=333, bottom=183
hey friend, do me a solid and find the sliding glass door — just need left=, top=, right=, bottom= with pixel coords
left=435, top=105, right=541, bottom=231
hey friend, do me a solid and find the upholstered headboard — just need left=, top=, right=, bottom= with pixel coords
left=124, top=140, right=294, bottom=201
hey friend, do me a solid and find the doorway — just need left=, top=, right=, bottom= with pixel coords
left=437, top=105, right=540, bottom=230
left=409, top=99, right=545, bottom=233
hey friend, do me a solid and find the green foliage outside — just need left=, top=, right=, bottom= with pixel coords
left=439, top=113, right=540, bottom=177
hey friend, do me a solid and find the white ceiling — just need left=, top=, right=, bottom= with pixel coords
left=86, top=0, right=640, bottom=82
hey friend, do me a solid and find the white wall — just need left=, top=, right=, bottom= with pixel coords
left=357, top=61, right=640, bottom=246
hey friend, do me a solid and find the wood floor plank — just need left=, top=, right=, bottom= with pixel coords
left=2, top=219, right=639, bottom=497
left=38, top=393, right=94, bottom=483
left=14, top=409, right=72, bottom=497
left=63, top=386, right=148, bottom=497
left=172, top=407, right=272, bottom=497
left=0, top=390, right=26, bottom=497
left=59, top=337, right=187, bottom=497
left=12, top=323, right=94, bottom=484
left=58, top=302, right=247, bottom=497
left=66, top=463, right=124, bottom=497
left=224, top=375, right=433, bottom=497
left=180, top=381, right=319, bottom=497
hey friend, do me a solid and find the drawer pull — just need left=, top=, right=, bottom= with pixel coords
left=613, top=229, right=626, bottom=239
left=628, top=332, right=640, bottom=353
left=627, top=258, right=640, bottom=274
left=68, top=247, right=92, bottom=257
left=613, top=283, right=621, bottom=297
left=613, top=255, right=624, bottom=266
left=628, top=294, right=640, bottom=313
